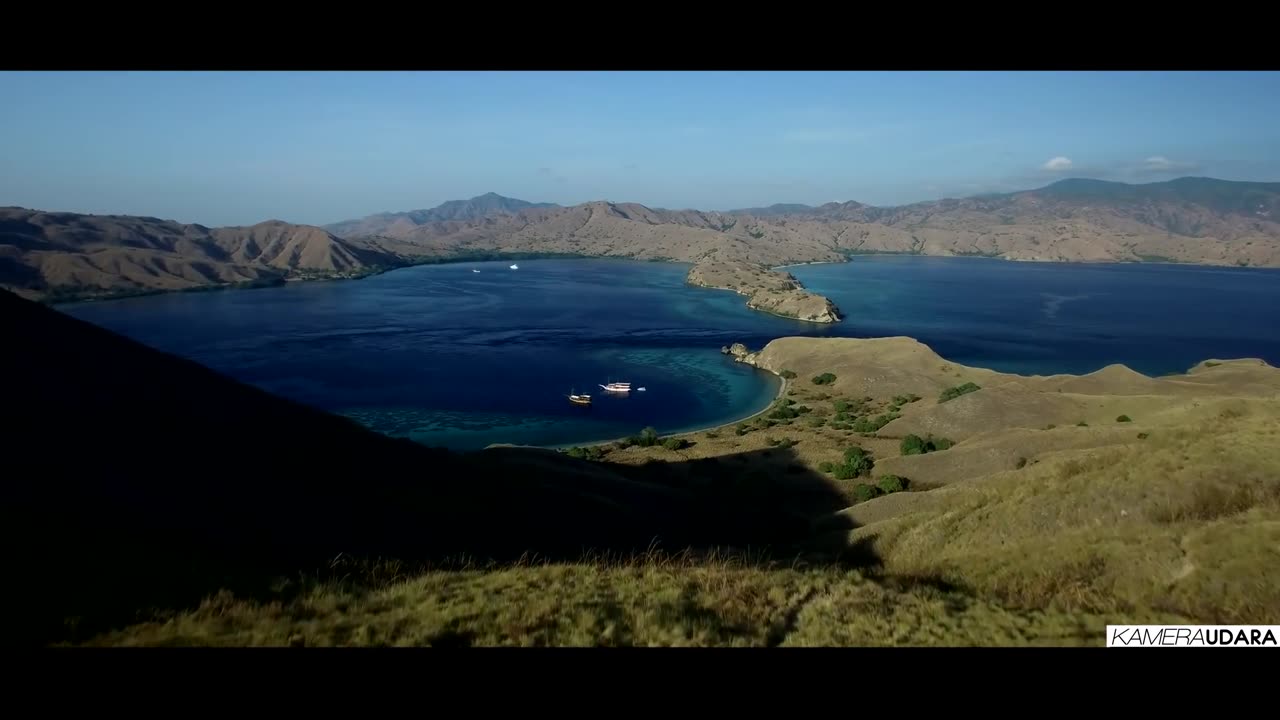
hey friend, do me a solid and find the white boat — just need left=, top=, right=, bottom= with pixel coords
left=510, top=263, right=519, bottom=270
left=637, top=387, right=646, bottom=391
left=599, top=381, right=631, bottom=392
left=473, top=269, right=480, bottom=273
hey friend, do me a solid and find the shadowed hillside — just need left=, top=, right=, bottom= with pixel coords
left=1, top=289, right=855, bottom=645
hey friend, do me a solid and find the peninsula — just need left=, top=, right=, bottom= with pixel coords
left=5, top=177, right=1280, bottom=320
left=686, top=260, right=842, bottom=323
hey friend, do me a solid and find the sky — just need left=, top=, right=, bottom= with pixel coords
left=2, top=70, right=1280, bottom=227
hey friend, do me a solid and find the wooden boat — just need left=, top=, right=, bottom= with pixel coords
left=568, top=390, right=592, bottom=406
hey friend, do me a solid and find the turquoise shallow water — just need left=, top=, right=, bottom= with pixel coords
left=60, top=255, right=1280, bottom=451
left=61, top=259, right=792, bottom=451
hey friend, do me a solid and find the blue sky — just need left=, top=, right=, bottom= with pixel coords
left=2, top=71, right=1279, bottom=227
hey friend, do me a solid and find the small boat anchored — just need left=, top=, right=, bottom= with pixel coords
left=568, top=389, right=592, bottom=406
left=510, top=263, right=519, bottom=270
left=599, top=381, right=632, bottom=393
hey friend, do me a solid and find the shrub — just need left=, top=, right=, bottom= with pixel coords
left=1137, top=432, right=1149, bottom=440
left=808, top=418, right=826, bottom=428
left=901, top=434, right=927, bottom=456
left=833, top=400, right=852, bottom=413
left=812, top=372, right=837, bottom=386
left=938, top=382, right=981, bottom=403
left=663, top=437, right=688, bottom=451
left=779, top=369, right=798, bottom=379
left=1117, top=415, right=1132, bottom=423
left=797, top=405, right=812, bottom=414
left=818, top=461, right=837, bottom=473
left=704, top=431, right=719, bottom=439
left=852, top=413, right=899, bottom=433
left=852, top=484, right=880, bottom=503
left=769, top=406, right=800, bottom=420
left=1077, top=421, right=1088, bottom=427
left=631, top=426, right=660, bottom=447
left=900, top=433, right=954, bottom=456
left=833, top=464, right=858, bottom=480
left=843, top=446, right=875, bottom=476
left=893, top=394, right=922, bottom=405
left=877, top=474, right=905, bottom=494
left=1016, top=457, right=1027, bottom=469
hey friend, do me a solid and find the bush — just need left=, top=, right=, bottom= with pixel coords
left=769, top=406, right=800, bottom=420
left=1137, top=432, right=1149, bottom=440
left=843, top=446, right=875, bottom=476
left=1077, top=421, right=1088, bottom=427
left=663, top=437, right=688, bottom=451
left=1116, top=415, right=1132, bottom=423
left=779, top=369, right=798, bottom=379
left=565, top=445, right=605, bottom=461
left=1016, top=456, right=1027, bottom=469
left=767, top=437, right=797, bottom=449
left=938, top=382, right=981, bottom=403
left=812, top=373, right=837, bottom=386
left=893, top=394, right=922, bottom=405
left=899, top=433, right=954, bottom=456
left=852, top=483, right=879, bottom=503
left=852, top=413, right=898, bottom=433
left=818, top=461, right=837, bottom=473
left=704, top=431, right=719, bottom=439
left=632, top=426, right=660, bottom=447
left=900, top=434, right=927, bottom=456
left=877, top=474, right=905, bottom=494
left=833, top=464, right=859, bottom=480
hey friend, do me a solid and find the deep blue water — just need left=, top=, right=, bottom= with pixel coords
left=60, top=256, right=1280, bottom=451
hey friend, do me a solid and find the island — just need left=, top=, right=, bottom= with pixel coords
left=686, top=260, right=842, bottom=323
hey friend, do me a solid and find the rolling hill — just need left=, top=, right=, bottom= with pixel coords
left=13, top=282, right=1277, bottom=646
left=0, top=207, right=404, bottom=303
left=5, top=177, right=1280, bottom=310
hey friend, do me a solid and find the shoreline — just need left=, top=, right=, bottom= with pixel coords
left=536, top=363, right=787, bottom=452
left=39, top=252, right=1280, bottom=310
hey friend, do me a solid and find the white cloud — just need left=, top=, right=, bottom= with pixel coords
left=1042, top=156, right=1074, bottom=172
left=1138, top=155, right=1199, bottom=174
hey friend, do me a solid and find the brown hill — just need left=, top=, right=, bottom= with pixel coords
left=6, top=176, right=1279, bottom=309
left=327, top=177, right=1280, bottom=269
left=0, top=207, right=402, bottom=302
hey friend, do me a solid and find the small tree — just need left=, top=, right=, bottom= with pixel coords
left=852, top=483, right=879, bottom=503
left=663, top=437, right=687, bottom=451
left=877, top=474, right=905, bottom=494
left=812, top=372, right=837, bottom=386
left=1116, top=415, right=1132, bottom=423
left=901, top=434, right=927, bottom=455
left=843, top=446, right=875, bottom=476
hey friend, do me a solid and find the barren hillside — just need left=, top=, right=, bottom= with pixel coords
left=0, top=207, right=402, bottom=302
left=6, top=177, right=1279, bottom=308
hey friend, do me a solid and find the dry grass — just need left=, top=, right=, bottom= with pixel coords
left=838, top=410, right=1280, bottom=623
left=68, top=336, right=1280, bottom=646
left=85, top=550, right=1154, bottom=647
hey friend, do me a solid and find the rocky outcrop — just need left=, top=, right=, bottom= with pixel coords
left=720, top=342, right=766, bottom=370
left=689, top=261, right=842, bottom=324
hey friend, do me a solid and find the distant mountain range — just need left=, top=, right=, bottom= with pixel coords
left=324, top=192, right=559, bottom=238
left=3, top=176, right=1279, bottom=303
